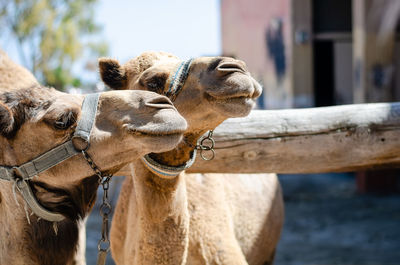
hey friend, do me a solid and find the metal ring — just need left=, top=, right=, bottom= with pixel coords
left=15, top=178, right=26, bottom=189
left=71, top=136, right=90, bottom=152
left=200, top=148, right=215, bottom=161
left=97, top=239, right=111, bottom=252
left=100, top=202, right=112, bottom=216
left=102, top=179, right=110, bottom=190
left=197, top=145, right=211, bottom=151
left=200, top=137, right=215, bottom=150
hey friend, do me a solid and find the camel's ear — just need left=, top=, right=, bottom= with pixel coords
left=0, top=102, right=15, bottom=137
left=98, top=58, right=128, bottom=90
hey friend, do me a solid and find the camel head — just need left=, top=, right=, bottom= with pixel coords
left=99, top=52, right=261, bottom=136
left=0, top=85, right=186, bottom=218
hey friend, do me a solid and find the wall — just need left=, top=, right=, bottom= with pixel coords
left=221, top=0, right=293, bottom=109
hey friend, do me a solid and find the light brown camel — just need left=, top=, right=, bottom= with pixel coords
left=0, top=49, right=39, bottom=90
left=99, top=52, right=284, bottom=265
left=0, top=51, right=187, bottom=265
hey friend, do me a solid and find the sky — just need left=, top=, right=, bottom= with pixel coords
left=1, top=0, right=221, bottom=85
left=96, top=0, right=221, bottom=62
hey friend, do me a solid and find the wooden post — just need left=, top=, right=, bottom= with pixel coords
left=353, top=0, right=400, bottom=192
left=116, top=103, right=400, bottom=176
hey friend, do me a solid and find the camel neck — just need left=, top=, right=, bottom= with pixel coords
left=130, top=161, right=190, bottom=264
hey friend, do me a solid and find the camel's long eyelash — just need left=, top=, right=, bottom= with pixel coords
left=54, top=111, right=77, bottom=130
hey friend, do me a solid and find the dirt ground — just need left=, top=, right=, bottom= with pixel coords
left=276, top=173, right=400, bottom=265
left=86, top=173, right=400, bottom=265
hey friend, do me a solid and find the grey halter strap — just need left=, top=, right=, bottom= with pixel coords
left=0, top=93, right=100, bottom=222
left=141, top=149, right=197, bottom=179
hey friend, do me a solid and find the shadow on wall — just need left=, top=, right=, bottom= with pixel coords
left=265, top=18, right=286, bottom=83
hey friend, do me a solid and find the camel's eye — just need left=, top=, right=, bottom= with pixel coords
left=139, top=70, right=169, bottom=94
left=146, top=75, right=167, bottom=92
left=54, top=111, right=77, bottom=130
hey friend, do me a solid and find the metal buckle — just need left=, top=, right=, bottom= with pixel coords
left=71, top=136, right=90, bottom=152
left=11, top=166, right=23, bottom=181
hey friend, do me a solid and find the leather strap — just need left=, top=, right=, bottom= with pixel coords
left=0, top=167, right=13, bottom=181
left=0, top=141, right=79, bottom=181
left=16, top=179, right=65, bottom=222
left=141, top=149, right=197, bottom=179
left=73, top=93, right=100, bottom=149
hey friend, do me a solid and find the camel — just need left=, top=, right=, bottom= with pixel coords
left=99, top=52, right=284, bottom=265
left=0, top=51, right=188, bottom=265
left=0, top=49, right=39, bottom=90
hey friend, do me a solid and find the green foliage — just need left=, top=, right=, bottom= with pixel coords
left=0, top=0, right=108, bottom=90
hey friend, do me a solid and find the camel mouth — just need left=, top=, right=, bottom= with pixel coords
left=208, top=95, right=256, bottom=107
left=206, top=93, right=256, bottom=101
left=128, top=130, right=184, bottom=137
left=121, top=101, right=188, bottom=138
left=204, top=73, right=262, bottom=101
left=123, top=123, right=186, bottom=137
left=204, top=93, right=256, bottom=117
left=204, top=90, right=258, bottom=116
left=122, top=124, right=185, bottom=153
left=204, top=81, right=261, bottom=101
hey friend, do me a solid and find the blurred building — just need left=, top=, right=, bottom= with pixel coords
left=222, top=0, right=400, bottom=192
left=221, top=0, right=400, bottom=109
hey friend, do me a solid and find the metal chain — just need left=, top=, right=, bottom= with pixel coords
left=196, top=130, right=216, bottom=161
left=81, top=150, right=112, bottom=265
left=96, top=178, right=112, bottom=265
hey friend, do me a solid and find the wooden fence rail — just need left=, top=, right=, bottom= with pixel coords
left=116, top=102, right=400, bottom=175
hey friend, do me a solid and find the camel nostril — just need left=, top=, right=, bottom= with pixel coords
left=216, top=62, right=247, bottom=75
left=148, top=96, right=173, bottom=105
left=145, top=95, right=175, bottom=109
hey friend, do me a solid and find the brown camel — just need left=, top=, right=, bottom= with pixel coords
left=0, top=49, right=39, bottom=90
left=99, top=52, right=284, bottom=265
left=0, top=51, right=187, bottom=265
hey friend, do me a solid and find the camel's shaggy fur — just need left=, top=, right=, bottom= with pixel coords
left=99, top=52, right=284, bottom=265
left=0, top=50, right=187, bottom=265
